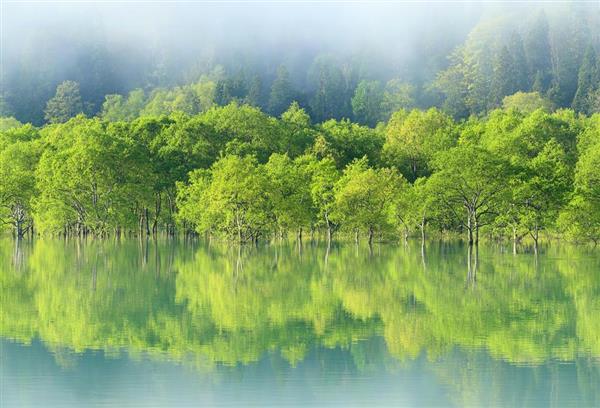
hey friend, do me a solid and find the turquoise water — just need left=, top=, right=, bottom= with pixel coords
left=1, top=239, right=599, bottom=407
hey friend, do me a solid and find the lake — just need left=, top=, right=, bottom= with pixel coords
left=1, top=238, right=599, bottom=407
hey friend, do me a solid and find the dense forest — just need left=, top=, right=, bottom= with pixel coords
left=2, top=100, right=599, bottom=247
left=1, top=4, right=599, bottom=247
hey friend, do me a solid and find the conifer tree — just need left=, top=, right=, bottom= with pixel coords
left=572, top=45, right=599, bottom=114
left=525, top=12, right=553, bottom=93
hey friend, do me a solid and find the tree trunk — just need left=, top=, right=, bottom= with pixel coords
left=325, top=211, right=332, bottom=244
left=512, top=226, right=517, bottom=255
left=354, top=228, right=359, bottom=244
left=368, top=226, right=374, bottom=246
left=235, top=211, right=243, bottom=243
left=144, top=208, right=150, bottom=236
left=15, top=218, right=23, bottom=240
left=152, top=193, right=162, bottom=235
left=467, top=215, right=474, bottom=246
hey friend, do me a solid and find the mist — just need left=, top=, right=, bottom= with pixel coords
left=2, top=1, right=599, bottom=124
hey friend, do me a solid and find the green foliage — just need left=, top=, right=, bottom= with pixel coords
left=268, top=66, right=297, bottom=117
left=214, top=73, right=248, bottom=106
left=332, top=158, right=404, bottom=240
left=178, top=155, right=272, bottom=241
left=429, top=143, right=510, bottom=243
left=200, top=103, right=285, bottom=162
left=1, top=92, right=599, bottom=244
left=101, top=89, right=146, bottom=121
left=383, top=108, right=457, bottom=181
left=572, top=45, right=600, bottom=114
left=308, top=55, right=352, bottom=122
left=381, top=80, right=416, bottom=120
left=5, top=5, right=600, bottom=128
left=525, top=12, right=553, bottom=92
left=279, top=102, right=315, bottom=157
left=558, top=197, right=600, bottom=244
left=0, top=117, right=23, bottom=131
left=44, top=81, right=84, bottom=124
left=491, top=46, right=519, bottom=107
left=351, top=80, right=384, bottom=127
left=502, top=91, right=553, bottom=113
left=508, top=31, right=530, bottom=92
left=0, top=125, right=41, bottom=236
left=574, top=141, right=600, bottom=204
left=265, top=154, right=314, bottom=233
left=34, top=116, right=151, bottom=234
left=306, top=156, right=340, bottom=235
left=316, top=119, right=384, bottom=169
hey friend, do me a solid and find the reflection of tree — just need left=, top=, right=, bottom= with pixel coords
left=1, top=239, right=599, bottom=373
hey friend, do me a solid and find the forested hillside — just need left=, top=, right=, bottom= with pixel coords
left=2, top=4, right=600, bottom=125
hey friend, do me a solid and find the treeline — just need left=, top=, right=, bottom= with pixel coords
left=2, top=7, right=600, bottom=126
left=1, top=100, right=599, bottom=246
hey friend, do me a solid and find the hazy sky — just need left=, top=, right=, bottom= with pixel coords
left=2, top=1, right=485, bottom=67
left=3, top=1, right=596, bottom=78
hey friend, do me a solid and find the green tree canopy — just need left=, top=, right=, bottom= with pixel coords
left=44, top=81, right=84, bottom=124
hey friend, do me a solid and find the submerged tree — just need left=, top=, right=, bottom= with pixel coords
left=332, top=158, right=404, bottom=244
left=177, top=155, right=272, bottom=242
left=429, top=143, right=510, bottom=245
left=0, top=125, right=41, bottom=237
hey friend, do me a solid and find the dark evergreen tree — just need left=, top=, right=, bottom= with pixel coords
left=308, top=55, right=351, bottom=122
left=491, top=46, right=518, bottom=107
left=215, top=74, right=248, bottom=106
left=525, top=12, right=553, bottom=93
left=351, top=80, right=384, bottom=127
left=268, top=66, right=297, bottom=116
left=547, top=17, right=589, bottom=108
left=572, top=45, right=599, bottom=114
left=245, top=75, right=264, bottom=108
left=509, top=32, right=530, bottom=92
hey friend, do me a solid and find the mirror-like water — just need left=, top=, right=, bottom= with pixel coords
left=1, top=239, right=599, bottom=407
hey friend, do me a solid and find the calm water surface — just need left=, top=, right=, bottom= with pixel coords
left=1, top=239, right=599, bottom=407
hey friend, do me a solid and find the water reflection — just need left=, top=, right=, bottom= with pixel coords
left=1, top=238, right=599, bottom=405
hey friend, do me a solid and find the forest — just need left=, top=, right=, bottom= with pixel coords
left=1, top=5, right=600, bottom=247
